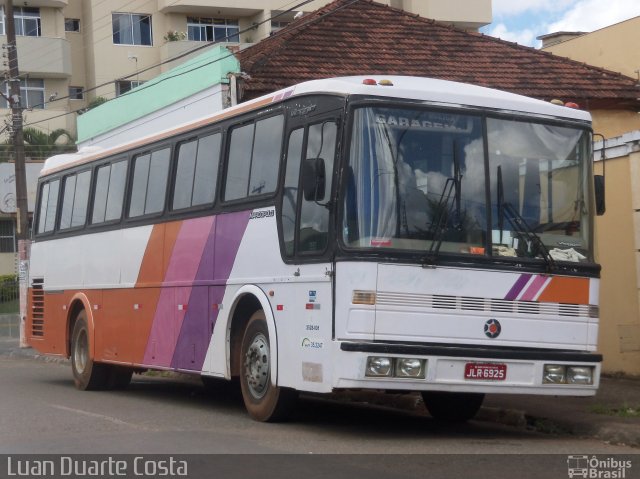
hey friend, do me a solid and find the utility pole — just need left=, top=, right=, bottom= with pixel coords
left=4, top=1, right=31, bottom=348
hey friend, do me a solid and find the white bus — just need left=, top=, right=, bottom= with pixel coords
left=27, top=76, right=602, bottom=422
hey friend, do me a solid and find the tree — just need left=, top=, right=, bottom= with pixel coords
left=0, top=127, right=77, bottom=162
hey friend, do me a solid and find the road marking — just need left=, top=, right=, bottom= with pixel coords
left=50, top=404, right=158, bottom=431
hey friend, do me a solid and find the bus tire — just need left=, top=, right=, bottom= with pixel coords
left=239, top=311, right=297, bottom=422
left=421, top=391, right=485, bottom=422
left=70, top=310, right=109, bottom=391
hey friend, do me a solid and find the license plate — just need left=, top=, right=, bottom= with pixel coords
left=464, top=363, right=507, bottom=381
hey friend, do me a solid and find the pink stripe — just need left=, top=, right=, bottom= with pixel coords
left=520, top=275, right=548, bottom=301
left=143, top=217, right=214, bottom=366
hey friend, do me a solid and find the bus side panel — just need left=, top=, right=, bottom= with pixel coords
left=203, top=208, right=334, bottom=393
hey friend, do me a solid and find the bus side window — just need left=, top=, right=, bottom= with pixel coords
left=59, top=170, right=91, bottom=230
left=298, top=121, right=337, bottom=254
left=172, top=133, right=221, bottom=210
left=224, top=114, right=284, bottom=202
left=281, top=128, right=304, bottom=257
left=129, top=148, right=171, bottom=217
left=92, top=161, right=128, bottom=224
left=37, top=179, right=60, bottom=234
left=249, top=115, right=283, bottom=196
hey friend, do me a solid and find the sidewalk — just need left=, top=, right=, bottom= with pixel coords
left=1, top=335, right=638, bottom=446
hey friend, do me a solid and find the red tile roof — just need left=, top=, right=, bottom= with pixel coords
left=236, top=0, right=640, bottom=110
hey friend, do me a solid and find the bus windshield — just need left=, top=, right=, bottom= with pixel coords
left=342, top=106, right=592, bottom=263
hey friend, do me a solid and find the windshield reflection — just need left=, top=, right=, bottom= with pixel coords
left=343, top=107, right=592, bottom=263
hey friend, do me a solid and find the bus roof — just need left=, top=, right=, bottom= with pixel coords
left=41, top=76, right=591, bottom=176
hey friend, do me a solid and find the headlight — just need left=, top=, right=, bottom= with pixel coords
left=395, top=358, right=426, bottom=378
left=567, top=366, right=593, bottom=385
left=365, top=356, right=393, bottom=377
left=543, top=364, right=566, bottom=384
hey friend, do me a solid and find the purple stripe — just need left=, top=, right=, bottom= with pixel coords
left=504, top=274, right=533, bottom=301
left=171, top=211, right=250, bottom=371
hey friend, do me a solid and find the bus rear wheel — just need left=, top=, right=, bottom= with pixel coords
left=239, top=311, right=297, bottom=422
left=421, top=391, right=485, bottom=422
left=70, top=310, right=109, bottom=391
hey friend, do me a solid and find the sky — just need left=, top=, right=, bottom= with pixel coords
left=482, top=0, right=640, bottom=48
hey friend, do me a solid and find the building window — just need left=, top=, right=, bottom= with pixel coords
left=115, top=80, right=144, bottom=96
left=69, top=86, right=84, bottom=100
left=0, top=6, right=41, bottom=36
left=187, top=17, right=239, bottom=42
left=65, top=18, right=80, bottom=32
left=270, top=20, right=290, bottom=35
left=0, top=220, right=16, bottom=253
left=1, top=79, right=45, bottom=109
left=112, top=13, right=152, bottom=46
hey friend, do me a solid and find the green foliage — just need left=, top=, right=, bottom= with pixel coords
left=0, top=127, right=77, bottom=162
left=86, top=96, right=108, bottom=111
left=0, top=274, right=18, bottom=304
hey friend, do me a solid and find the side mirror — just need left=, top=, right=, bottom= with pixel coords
left=594, top=175, right=605, bottom=216
left=302, top=158, right=326, bottom=202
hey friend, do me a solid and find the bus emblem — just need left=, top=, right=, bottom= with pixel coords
left=484, top=319, right=501, bottom=339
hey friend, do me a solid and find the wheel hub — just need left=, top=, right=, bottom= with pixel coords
left=244, top=333, right=270, bottom=399
left=74, top=329, right=88, bottom=374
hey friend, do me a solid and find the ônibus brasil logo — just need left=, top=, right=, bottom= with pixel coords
left=484, top=319, right=501, bottom=339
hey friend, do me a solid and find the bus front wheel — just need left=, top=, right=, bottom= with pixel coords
left=421, top=391, right=485, bottom=422
left=70, top=310, right=109, bottom=391
left=239, top=311, right=297, bottom=422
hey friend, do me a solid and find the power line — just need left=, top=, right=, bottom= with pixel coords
left=21, top=0, right=360, bottom=129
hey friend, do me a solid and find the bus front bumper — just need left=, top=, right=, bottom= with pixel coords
left=333, top=341, right=602, bottom=396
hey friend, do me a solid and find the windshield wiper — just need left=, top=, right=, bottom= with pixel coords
left=497, top=166, right=556, bottom=272
left=422, top=149, right=463, bottom=266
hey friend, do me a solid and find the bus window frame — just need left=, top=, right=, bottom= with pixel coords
left=124, top=142, right=174, bottom=223
left=58, top=167, right=93, bottom=233
left=87, top=157, right=129, bottom=230
left=220, top=109, right=286, bottom=207
left=168, top=127, right=224, bottom=216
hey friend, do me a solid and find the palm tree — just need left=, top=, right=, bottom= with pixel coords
left=0, top=127, right=77, bottom=162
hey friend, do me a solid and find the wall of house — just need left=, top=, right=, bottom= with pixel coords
left=594, top=134, right=640, bottom=374
left=543, top=17, right=640, bottom=79
left=591, top=110, right=640, bottom=139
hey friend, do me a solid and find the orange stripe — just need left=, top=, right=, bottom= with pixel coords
left=130, top=222, right=183, bottom=363
left=537, top=276, right=590, bottom=305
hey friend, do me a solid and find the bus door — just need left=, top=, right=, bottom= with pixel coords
left=278, top=99, right=342, bottom=389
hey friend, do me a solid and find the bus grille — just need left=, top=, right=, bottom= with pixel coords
left=375, top=291, right=598, bottom=318
left=30, top=278, right=45, bottom=337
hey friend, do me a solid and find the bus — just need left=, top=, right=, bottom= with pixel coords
left=27, top=76, right=603, bottom=422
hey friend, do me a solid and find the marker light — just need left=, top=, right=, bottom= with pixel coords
left=565, top=102, right=580, bottom=109
left=366, top=356, right=393, bottom=377
left=362, top=78, right=377, bottom=85
left=352, top=290, right=376, bottom=305
left=550, top=99, right=564, bottom=106
left=378, top=79, right=394, bottom=86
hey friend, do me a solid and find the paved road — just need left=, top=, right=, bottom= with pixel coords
left=0, top=357, right=637, bottom=478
